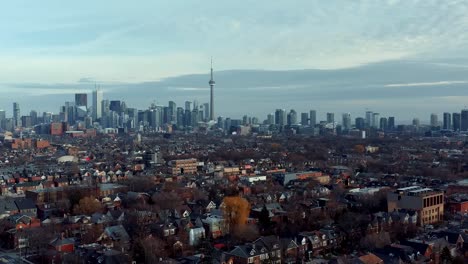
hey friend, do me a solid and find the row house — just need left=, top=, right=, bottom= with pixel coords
left=298, top=229, right=340, bottom=258
left=370, top=210, right=418, bottom=233
left=14, top=181, right=44, bottom=194
left=223, top=236, right=298, bottom=264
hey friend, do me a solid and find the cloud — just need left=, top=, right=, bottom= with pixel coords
left=384, top=81, right=468, bottom=87
left=171, top=87, right=208, bottom=91
left=78, top=77, right=96, bottom=83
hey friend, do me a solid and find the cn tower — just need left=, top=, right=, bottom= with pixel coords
left=209, top=58, right=215, bottom=121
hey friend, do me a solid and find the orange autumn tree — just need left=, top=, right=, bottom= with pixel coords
left=73, top=196, right=102, bottom=215
left=222, top=196, right=250, bottom=236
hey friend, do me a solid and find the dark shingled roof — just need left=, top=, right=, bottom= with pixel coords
left=14, top=198, right=36, bottom=210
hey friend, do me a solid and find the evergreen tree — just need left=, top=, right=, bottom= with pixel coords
left=440, top=246, right=452, bottom=264
left=258, top=205, right=271, bottom=234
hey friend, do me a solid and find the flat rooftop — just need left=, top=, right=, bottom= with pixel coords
left=394, top=186, right=443, bottom=197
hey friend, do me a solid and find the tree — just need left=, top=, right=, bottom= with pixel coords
left=439, top=246, right=452, bottom=264
left=360, top=232, right=391, bottom=250
left=222, top=196, right=250, bottom=237
left=134, top=235, right=168, bottom=264
left=354, top=144, right=365, bottom=154
left=258, top=205, right=272, bottom=234
left=151, top=192, right=183, bottom=210
left=81, top=225, right=103, bottom=244
left=73, top=196, right=102, bottom=215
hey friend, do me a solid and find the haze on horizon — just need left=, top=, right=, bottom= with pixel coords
left=1, top=0, right=468, bottom=121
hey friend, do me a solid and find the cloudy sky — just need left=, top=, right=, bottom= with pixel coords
left=1, top=0, right=468, bottom=122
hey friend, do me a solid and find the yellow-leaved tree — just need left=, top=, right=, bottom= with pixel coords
left=222, top=196, right=251, bottom=238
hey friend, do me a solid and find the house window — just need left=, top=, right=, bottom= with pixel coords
left=164, top=230, right=169, bottom=236
left=248, top=257, right=253, bottom=263
left=170, top=229, right=175, bottom=235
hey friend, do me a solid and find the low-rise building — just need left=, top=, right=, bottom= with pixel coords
left=170, top=158, right=198, bottom=175
left=387, top=186, right=444, bottom=226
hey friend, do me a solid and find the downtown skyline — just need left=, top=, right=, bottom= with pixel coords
left=0, top=1, right=468, bottom=119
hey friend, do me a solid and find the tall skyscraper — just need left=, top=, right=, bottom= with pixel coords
left=430, top=113, right=438, bottom=127
left=30, top=110, right=38, bottom=126
left=287, top=109, right=297, bottom=125
left=461, top=109, right=468, bottom=131
left=365, top=111, right=373, bottom=128
left=388, top=117, right=395, bottom=130
left=309, top=110, right=316, bottom=127
left=372, top=113, right=380, bottom=128
left=209, top=59, right=215, bottom=121
left=380, top=117, right=388, bottom=131
left=168, top=101, right=177, bottom=123
left=355, top=117, right=365, bottom=130
left=300, top=112, right=309, bottom=126
left=203, top=103, right=210, bottom=121
left=13, top=102, right=21, bottom=128
left=326, top=112, right=334, bottom=124
left=0, top=110, right=5, bottom=130
left=342, top=113, right=351, bottom=130
left=109, top=100, right=121, bottom=113
left=443, top=112, right=451, bottom=130
left=267, top=113, right=274, bottom=125
left=93, top=87, right=103, bottom=120
left=75, top=93, right=88, bottom=107
left=275, top=109, right=286, bottom=126
left=453, top=113, right=461, bottom=131
left=176, top=107, right=184, bottom=127
left=185, top=101, right=192, bottom=111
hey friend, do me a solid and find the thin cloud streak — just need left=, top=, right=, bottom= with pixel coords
left=384, top=81, right=468, bottom=87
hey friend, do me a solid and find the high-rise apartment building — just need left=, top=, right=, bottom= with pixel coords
left=203, top=103, right=210, bottom=121
left=355, top=117, right=365, bottom=130
left=342, top=113, right=351, bottom=130
left=275, top=109, right=286, bottom=126
left=287, top=109, right=297, bottom=125
left=326, top=112, right=334, bottom=124
left=461, top=109, right=468, bottom=131
left=109, top=100, right=121, bottom=113
left=372, top=113, right=380, bottom=129
left=267, top=114, right=274, bottom=125
left=30, top=110, right=38, bottom=126
left=300, top=112, right=309, bottom=126
left=443, top=112, right=451, bottom=130
left=365, top=111, right=373, bottom=128
left=0, top=110, right=6, bottom=128
left=168, top=101, right=177, bottom=123
left=92, top=87, right=103, bottom=120
left=430, top=113, right=438, bottom=127
left=309, top=110, right=317, bottom=127
left=185, top=101, right=192, bottom=111
left=453, top=113, right=461, bottom=131
left=75, top=93, right=88, bottom=107
left=388, top=117, right=395, bottom=131
left=379, top=117, right=388, bottom=131
left=13, top=102, right=21, bottom=128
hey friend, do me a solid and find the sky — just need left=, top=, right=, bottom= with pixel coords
left=1, top=0, right=468, bottom=122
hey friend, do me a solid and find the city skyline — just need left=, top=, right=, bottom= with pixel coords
left=0, top=59, right=467, bottom=123
left=0, top=1, right=468, bottom=119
